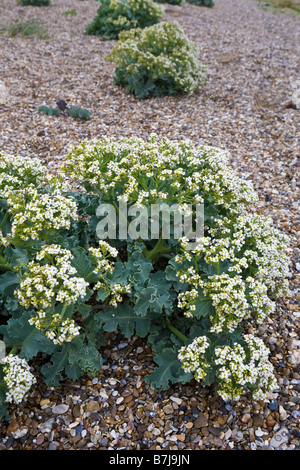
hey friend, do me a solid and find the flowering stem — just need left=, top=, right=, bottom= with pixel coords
left=167, top=322, right=188, bottom=343
left=9, top=346, right=19, bottom=355
left=144, top=237, right=171, bottom=262
left=60, top=304, right=68, bottom=320
left=0, top=211, right=9, bottom=230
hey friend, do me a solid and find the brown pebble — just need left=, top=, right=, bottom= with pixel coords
left=73, top=404, right=81, bottom=418
left=242, top=413, right=251, bottom=424
left=124, top=394, right=134, bottom=403
left=36, top=434, right=45, bottom=446
left=194, top=414, right=208, bottom=428
left=7, top=420, right=19, bottom=435
left=252, top=414, right=264, bottom=427
left=85, top=401, right=100, bottom=414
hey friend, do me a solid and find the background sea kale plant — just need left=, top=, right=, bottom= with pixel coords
left=39, top=103, right=91, bottom=120
left=0, top=135, right=291, bottom=418
left=106, top=21, right=207, bottom=98
left=85, top=0, right=164, bottom=39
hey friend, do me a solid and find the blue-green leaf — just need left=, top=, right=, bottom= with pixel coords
left=0, top=311, right=55, bottom=359
left=0, top=271, right=19, bottom=296
left=96, top=301, right=152, bottom=338
left=145, top=347, right=192, bottom=390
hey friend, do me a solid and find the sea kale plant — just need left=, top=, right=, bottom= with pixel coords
left=106, top=21, right=207, bottom=98
left=0, top=135, right=291, bottom=418
left=86, top=0, right=164, bottom=39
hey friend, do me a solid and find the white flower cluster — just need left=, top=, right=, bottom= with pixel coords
left=89, top=241, right=131, bottom=307
left=16, top=245, right=88, bottom=343
left=177, top=265, right=204, bottom=318
left=1, top=354, right=36, bottom=404
left=198, top=212, right=290, bottom=296
left=87, top=0, right=164, bottom=38
left=89, top=240, right=118, bottom=275
left=0, top=153, right=48, bottom=198
left=175, top=207, right=290, bottom=331
left=6, top=187, right=78, bottom=241
left=175, top=266, right=276, bottom=332
left=63, top=135, right=258, bottom=212
left=107, top=0, right=163, bottom=28
left=110, top=0, right=163, bottom=16
left=17, top=244, right=89, bottom=310
left=42, top=314, right=81, bottom=345
left=215, top=335, right=278, bottom=401
left=107, top=21, right=206, bottom=96
left=204, top=273, right=275, bottom=333
left=0, top=229, right=9, bottom=247
left=178, top=336, right=210, bottom=381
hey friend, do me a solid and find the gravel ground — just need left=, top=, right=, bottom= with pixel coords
left=0, top=0, right=299, bottom=451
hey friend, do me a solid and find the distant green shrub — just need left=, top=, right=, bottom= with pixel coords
left=154, top=0, right=185, bottom=4
left=38, top=104, right=91, bottom=120
left=106, top=21, right=207, bottom=99
left=38, top=105, right=60, bottom=116
left=7, top=19, right=49, bottom=39
left=67, top=106, right=91, bottom=120
left=86, top=0, right=164, bottom=39
left=17, top=0, right=51, bottom=6
left=186, top=0, right=214, bottom=6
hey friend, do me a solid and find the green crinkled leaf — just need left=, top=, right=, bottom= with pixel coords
left=96, top=288, right=110, bottom=302
left=84, top=314, right=107, bottom=349
left=66, top=337, right=103, bottom=377
left=41, top=350, right=68, bottom=386
left=202, top=367, right=217, bottom=386
left=193, top=297, right=214, bottom=319
left=64, top=361, right=83, bottom=382
left=126, top=250, right=153, bottom=286
left=4, top=246, right=29, bottom=269
left=41, top=336, right=103, bottom=386
left=70, top=246, right=99, bottom=283
left=145, top=346, right=192, bottom=390
left=0, top=271, right=20, bottom=296
left=133, top=285, right=157, bottom=316
left=75, top=302, right=92, bottom=320
left=165, top=258, right=189, bottom=292
left=133, top=271, right=175, bottom=316
left=0, top=311, right=55, bottom=360
left=96, top=301, right=152, bottom=338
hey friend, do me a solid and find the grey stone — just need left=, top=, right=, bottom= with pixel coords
left=270, top=428, right=290, bottom=449
left=52, top=404, right=69, bottom=414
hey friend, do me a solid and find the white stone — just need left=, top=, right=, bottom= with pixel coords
left=270, top=428, right=290, bottom=449
left=170, top=396, right=183, bottom=405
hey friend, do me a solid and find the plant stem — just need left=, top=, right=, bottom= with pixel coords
left=9, top=346, right=19, bottom=356
left=167, top=322, right=188, bottom=343
left=60, top=304, right=68, bottom=320
left=0, top=211, right=9, bottom=231
left=143, top=237, right=171, bottom=262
